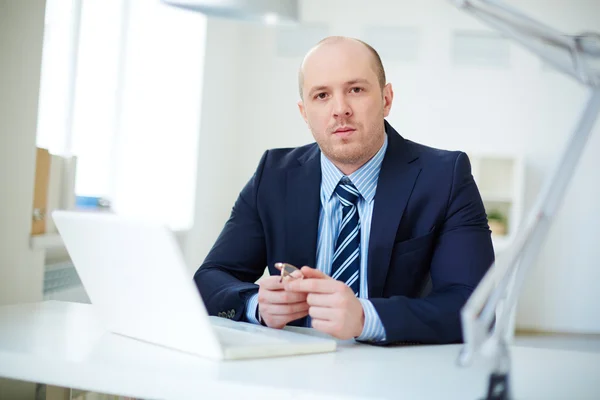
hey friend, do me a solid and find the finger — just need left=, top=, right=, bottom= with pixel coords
left=258, top=275, right=285, bottom=290
left=282, top=310, right=309, bottom=323
left=299, top=266, right=330, bottom=280
left=260, top=301, right=309, bottom=316
left=264, top=310, right=309, bottom=329
left=306, top=293, right=335, bottom=307
left=285, top=278, right=341, bottom=294
left=258, top=288, right=307, bottom=305
left=311, top=318, right=337, bottom=335
left=308, top=305, right=336, bottom=320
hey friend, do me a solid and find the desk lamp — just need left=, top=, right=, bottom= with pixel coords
left=451, top=1, right=600, bottom=399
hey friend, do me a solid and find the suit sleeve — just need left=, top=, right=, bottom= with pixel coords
left=370, top=152, right=495, bottom=344
left=193, top=151, right=269, bottom=322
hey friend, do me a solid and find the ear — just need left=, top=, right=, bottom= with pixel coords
left=298, top=100, right=308, bottom=124
left=382, top=83, right=394, bottom=118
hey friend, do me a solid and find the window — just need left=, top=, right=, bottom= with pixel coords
left=36, top=0, right=78, bottom=155
left=37, top=0, right=207, bottom=230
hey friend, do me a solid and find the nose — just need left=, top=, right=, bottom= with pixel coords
left=332, top=95, right=352, bottom=118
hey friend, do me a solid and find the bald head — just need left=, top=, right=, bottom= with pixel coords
left=298, top=36, right=386, bottom=99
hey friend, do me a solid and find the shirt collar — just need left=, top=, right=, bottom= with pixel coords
left=320, top=134, right=388, bottom=204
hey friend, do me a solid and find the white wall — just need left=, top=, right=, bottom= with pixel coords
left=185, top=18, right=246, bottom=272
left=0, top=0, right=46, bottom=306
left=190, top=0, right=600, bottom=333
left=0, top=1, right=47, bottom=397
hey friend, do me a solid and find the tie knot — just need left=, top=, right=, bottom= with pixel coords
left=335, top=178, right=360, bottom=206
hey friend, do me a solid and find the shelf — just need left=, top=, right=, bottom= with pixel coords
left=30, top=233, right=63, bottom=250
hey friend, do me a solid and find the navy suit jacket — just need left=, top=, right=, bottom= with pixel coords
left=194, top=121, right=494, bottom=345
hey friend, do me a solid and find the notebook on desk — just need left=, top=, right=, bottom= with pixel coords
left=52, top=211, right=336, bottom=361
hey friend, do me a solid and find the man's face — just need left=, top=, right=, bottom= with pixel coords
left=298, top=40, right=393, bottom=172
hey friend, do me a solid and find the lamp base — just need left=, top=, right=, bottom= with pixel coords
left=482, top=373, right=510, bottom=400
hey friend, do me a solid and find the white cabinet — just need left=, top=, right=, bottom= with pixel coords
left=468, top=154, right=526, bottom=254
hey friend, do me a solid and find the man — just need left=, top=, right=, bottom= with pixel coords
left=194, top=36, right=494, bottom=345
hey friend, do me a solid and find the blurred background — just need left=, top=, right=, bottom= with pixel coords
left=1, top=0, right=599, bottom=354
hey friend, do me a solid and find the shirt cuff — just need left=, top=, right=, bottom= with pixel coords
left=355, top=298, right=387, bottom=342
left=245, top=292, right=261, bottom=325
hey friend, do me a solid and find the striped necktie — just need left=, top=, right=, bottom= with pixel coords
left=331, top=177, right=361, bottom=296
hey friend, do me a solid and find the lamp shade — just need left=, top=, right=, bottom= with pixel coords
left=161, top=0, right=299, bottom=24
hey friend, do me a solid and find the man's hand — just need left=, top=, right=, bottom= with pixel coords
left=284, top=267, right=365, bottom=340
left=257, top=275, right=309, bottom=329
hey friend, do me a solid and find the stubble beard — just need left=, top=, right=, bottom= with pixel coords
left=316, top=118, right=385, bottom=169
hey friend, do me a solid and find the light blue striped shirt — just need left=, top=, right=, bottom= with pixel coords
left=246, top=136, right=388, bottom=341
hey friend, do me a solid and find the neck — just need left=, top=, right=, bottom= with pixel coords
left=335, top=163, right=363, bottom=176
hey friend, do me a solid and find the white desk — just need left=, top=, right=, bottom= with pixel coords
left=0, top=301, right=598, bottom=400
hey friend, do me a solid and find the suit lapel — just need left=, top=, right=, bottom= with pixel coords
left=368, top=122, right=421, bottom=298
left=285, top=145, right=321, bottom=269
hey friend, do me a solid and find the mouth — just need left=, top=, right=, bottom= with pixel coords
left=332, top=127, right=356, bottom=138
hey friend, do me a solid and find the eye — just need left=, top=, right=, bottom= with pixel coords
left=350, top=87, right=363, bottom=94
left=315, top=92, right=328, bottom=100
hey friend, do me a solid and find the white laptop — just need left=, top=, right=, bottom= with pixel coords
left=52, top=210, right=336, bottom=361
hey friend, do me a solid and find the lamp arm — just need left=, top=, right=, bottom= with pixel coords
left=452, top=2, right=600, bottom=399
left=451, top=0, right=600, bottom=86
